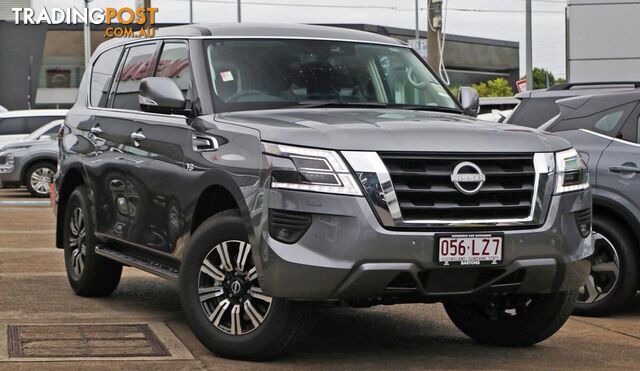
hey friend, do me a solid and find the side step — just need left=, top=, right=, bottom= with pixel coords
left=95, top=245, right=180, bottom=281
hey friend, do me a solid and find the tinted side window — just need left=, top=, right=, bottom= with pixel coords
left=0, top=117, right=27, bottom=135
left=25, top=116, right=58, bottom=132
left=155, top=42, right=191, bottom=98
left=549, top=102, right=636, bottom=136
left=508, top=98, right=561, bottom=128
left=111, top=44, right=158, bottom=110
left=90, top=46, right=123, bottom=107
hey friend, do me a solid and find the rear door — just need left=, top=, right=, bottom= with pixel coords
left=85, top=42, right=160, bottom=243
left=597, top=105, right=640, bottom=213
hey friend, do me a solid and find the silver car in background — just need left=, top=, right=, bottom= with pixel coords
left=0, top=119, right=61, bottom=197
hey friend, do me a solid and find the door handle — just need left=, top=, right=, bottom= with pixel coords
left=90, top=125, right=103, bottom=134
left=610, top=166, right=640, bottom=174
left=130, top=131, right=146, bottom=146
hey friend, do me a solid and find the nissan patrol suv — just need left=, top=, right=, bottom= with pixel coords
left=55, top=24, right=593, bottom=360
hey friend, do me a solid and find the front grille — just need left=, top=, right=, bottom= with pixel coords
left=378, top=153, right=536, bottom=221
left=0, top=155, right=5, bottom=165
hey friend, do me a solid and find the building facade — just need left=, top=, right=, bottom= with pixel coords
left=0, top=17, right=519, bottom=110
left=567, top=0, right=640, bottom=82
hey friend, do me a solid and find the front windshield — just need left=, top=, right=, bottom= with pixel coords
left=205, top=39, right=459, bottom=113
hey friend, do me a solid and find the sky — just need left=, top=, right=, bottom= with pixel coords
left=34, top=0, right=569, bottom=78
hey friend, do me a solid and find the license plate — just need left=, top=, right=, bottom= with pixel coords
left=436, top=234, right=503, bottom=266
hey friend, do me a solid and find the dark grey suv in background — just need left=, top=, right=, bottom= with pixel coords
left=539, top=90, right=640, bottom=315
left=55, top=24, right=592, bottom=360
left=508, top=82, right=640, bottom=128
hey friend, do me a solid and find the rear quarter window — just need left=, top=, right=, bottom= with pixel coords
left=508, top=98, right=561, bottom=128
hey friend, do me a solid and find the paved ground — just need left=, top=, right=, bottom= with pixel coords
left=0, top=187, right=639, bottom=370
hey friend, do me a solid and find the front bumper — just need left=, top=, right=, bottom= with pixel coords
left=256, top=188, right=593, bottom=302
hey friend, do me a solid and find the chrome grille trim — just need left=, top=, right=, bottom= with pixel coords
left=342, top=151, right=555, bottom=228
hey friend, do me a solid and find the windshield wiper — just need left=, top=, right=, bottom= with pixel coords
left=296, top=101, right=463, bottom=113
left=387, top=104, right=463, bottom=114
left=297, top=100, right=390, bottom=109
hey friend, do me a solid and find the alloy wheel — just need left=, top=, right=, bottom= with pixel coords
left=30, top=167, right=54, bottom=195
left=69, top=207, right=87, bottom=277
left=198, top=240, right=272, bottom=335
left=578, top=232, right=620, bottom=304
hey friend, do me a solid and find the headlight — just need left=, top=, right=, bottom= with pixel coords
left=263, top=143, right=362, bottom=196
left=0, top=152, right=15, bottom=173
left=555, top=148, right=589, bottom=194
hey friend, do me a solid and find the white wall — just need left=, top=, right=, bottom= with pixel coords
left=568, top=0, right=640, bottom=81
left=0, top=0, right=31, bottom=21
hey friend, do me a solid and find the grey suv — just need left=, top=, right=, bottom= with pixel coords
left=539, top=90, right=640, bottom=315
left=55, top=24, right=592, bottom=360
left=0, top=119, right=60, bottom=197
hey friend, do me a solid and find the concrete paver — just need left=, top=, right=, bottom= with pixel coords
left=0, top=188, right=639, bottom=370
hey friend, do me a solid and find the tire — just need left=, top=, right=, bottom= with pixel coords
left=444, top=289, right=578, bottom=347
left=179, top=209, right=310, bottom=361
left=63, top=185, right=122, bottom=297
left=574, top=216, right=639, bottom=317
left=25, top=162, right=56, bottom=198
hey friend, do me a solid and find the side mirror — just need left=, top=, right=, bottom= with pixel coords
left=138, top=77, right=187, bottom=115
left=457, top=87, right=480, bottom=117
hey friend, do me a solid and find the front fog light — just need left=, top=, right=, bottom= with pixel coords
left=575, top=209, right=592, bottom=238
left=269, top=209, right=312, bottom=244
left=263, top=143, right=362, bottom=196
left=555, top=148, right=589, bottom=194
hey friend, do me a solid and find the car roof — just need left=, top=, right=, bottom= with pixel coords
left=0, top=109, right=68, bottom=118
left=556, top=90, right=640, bottom=119
left=95, top=23, right=406, bottom=53
left=515, top=82, right=640, bottom=100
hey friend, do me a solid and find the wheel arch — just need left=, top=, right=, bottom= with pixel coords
left=592, top=195, right=640, bottom=285
left=21, top=156, right=57, bottom=185
left=55, top=166, right=87, bottom=249
left=188, top=169, right=255, bottom=244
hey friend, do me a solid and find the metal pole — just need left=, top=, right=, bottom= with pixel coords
left=426, top=0, right=440, bottom=69
left=144, top=0, right=151, bottom=28
left=415, top=0, right=419, bottom=42
left=237, top=0, right=241, bottom=23
left=190, top=0, right=193, bottom=23
left=83, top=0, right=91, bottom=69
left=526, top=0, right=533, bottom=91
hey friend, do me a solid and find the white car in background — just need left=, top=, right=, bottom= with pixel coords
left=478, top=109, right=513, bottom=123
left=0, top=109, right=67, bottom=146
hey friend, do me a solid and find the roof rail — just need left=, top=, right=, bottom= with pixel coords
left=547, top=81, right=640, bottom=91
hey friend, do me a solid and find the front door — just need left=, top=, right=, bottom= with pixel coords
left=598, top=111, right=640, bottom=212
left=122, top=40, right=193, bottom=254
